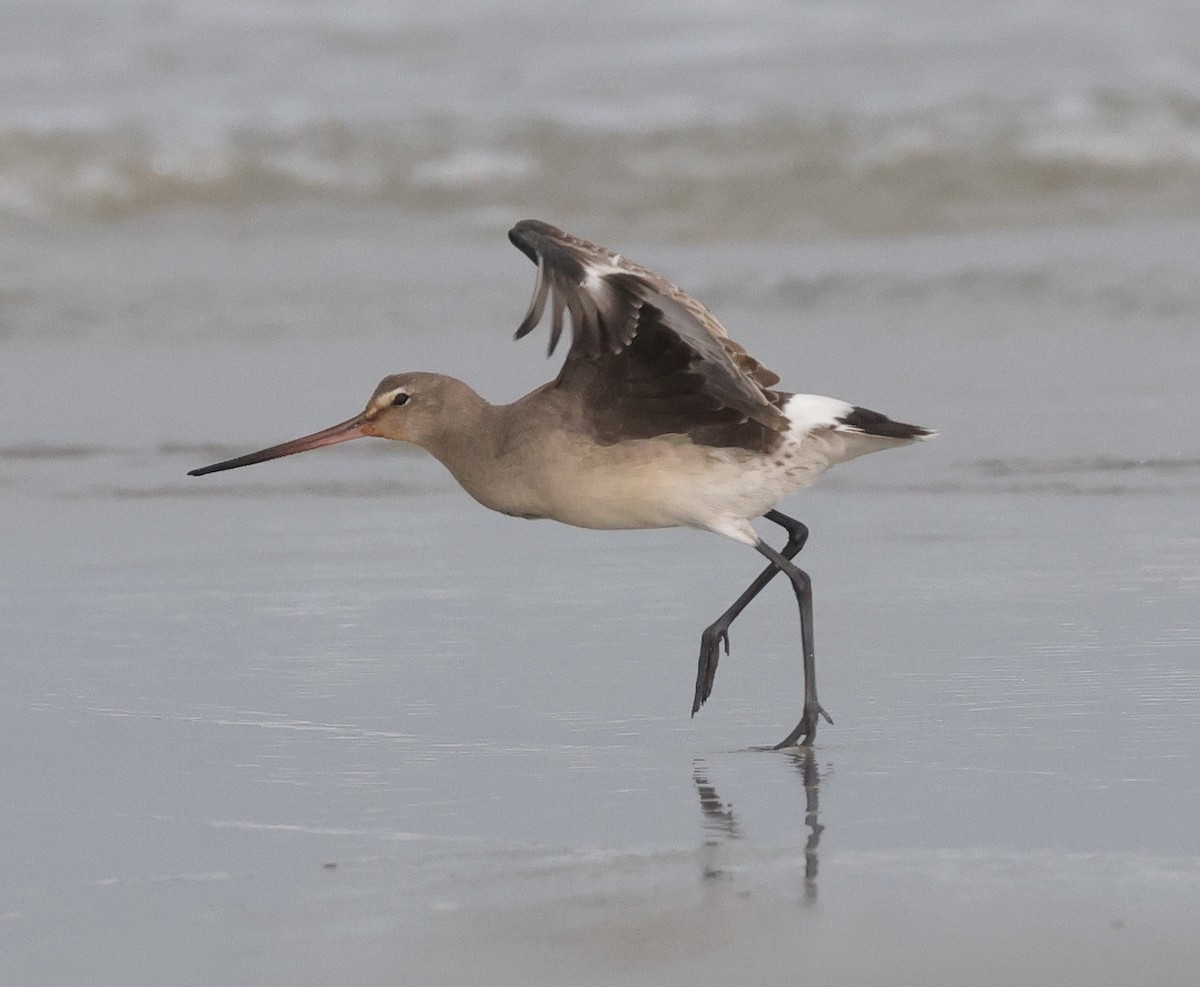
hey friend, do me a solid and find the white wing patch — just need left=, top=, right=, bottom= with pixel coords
left=581, top=260, right=628, bottom=291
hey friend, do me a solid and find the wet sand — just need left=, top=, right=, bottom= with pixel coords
left=3, top=93, right=1200, bottom=976
left=4, top=271, right=1200, bottom=981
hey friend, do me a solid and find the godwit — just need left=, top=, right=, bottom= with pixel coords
left=189, top=220, right=933, bottom=748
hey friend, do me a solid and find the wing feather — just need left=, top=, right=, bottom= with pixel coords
left=508, top=220, right=787, bottom=434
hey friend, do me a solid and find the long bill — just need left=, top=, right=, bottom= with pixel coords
left=188, top=414, right=371, bottom=476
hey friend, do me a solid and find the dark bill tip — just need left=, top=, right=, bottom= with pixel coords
left=187, top=415, right=369, bottom=477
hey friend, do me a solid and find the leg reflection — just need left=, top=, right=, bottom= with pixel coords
left=692, top=758, right=740, bottom=881
left=690, top=752, right=827, bottom=904
left=790, top=747, right=825, bottom=905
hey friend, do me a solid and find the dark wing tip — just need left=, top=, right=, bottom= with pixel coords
left=508, top=220, right=597, bottom=355
left=839, top=406, right=935, bottom=440
left=508, top=219, right=565, bottom=262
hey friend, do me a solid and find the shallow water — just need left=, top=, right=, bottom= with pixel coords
left=5, top=1, right=1200, bottom=984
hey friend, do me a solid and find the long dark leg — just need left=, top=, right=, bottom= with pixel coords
left=692, top=510, right=809, bottom=715
left=756, top=540, right=832, bottom=749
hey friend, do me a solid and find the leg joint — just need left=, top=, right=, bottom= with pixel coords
left=764, top=510, right=809, bottom=552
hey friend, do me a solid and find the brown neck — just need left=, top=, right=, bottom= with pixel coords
left=411, top=378, right=490, bottom=460
left=412, top=382, right=545, bottom=518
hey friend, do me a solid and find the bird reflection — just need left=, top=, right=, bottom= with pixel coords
left=691, top=749, right=826, bottom=904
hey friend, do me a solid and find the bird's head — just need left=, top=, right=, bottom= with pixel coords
left=187, top=371, right=471, bottom=477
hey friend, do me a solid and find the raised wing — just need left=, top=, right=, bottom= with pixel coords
left=507, top=220, right=788, bottom=437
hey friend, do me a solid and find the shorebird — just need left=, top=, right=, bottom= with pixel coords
left=189, top=220, right=933, bottom=747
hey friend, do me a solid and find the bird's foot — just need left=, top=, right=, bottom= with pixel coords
left=771, top=701, right=834, bottom=750
left=692, top=625, right=730, bottom=716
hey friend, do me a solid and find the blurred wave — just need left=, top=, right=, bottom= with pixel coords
left=7, top=90, right=1200, bottom=236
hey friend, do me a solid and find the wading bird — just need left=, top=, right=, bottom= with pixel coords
left=189, top=220, right=933, bottom=747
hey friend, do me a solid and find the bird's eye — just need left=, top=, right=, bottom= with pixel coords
left=392, top=392, right=410, bottom=407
